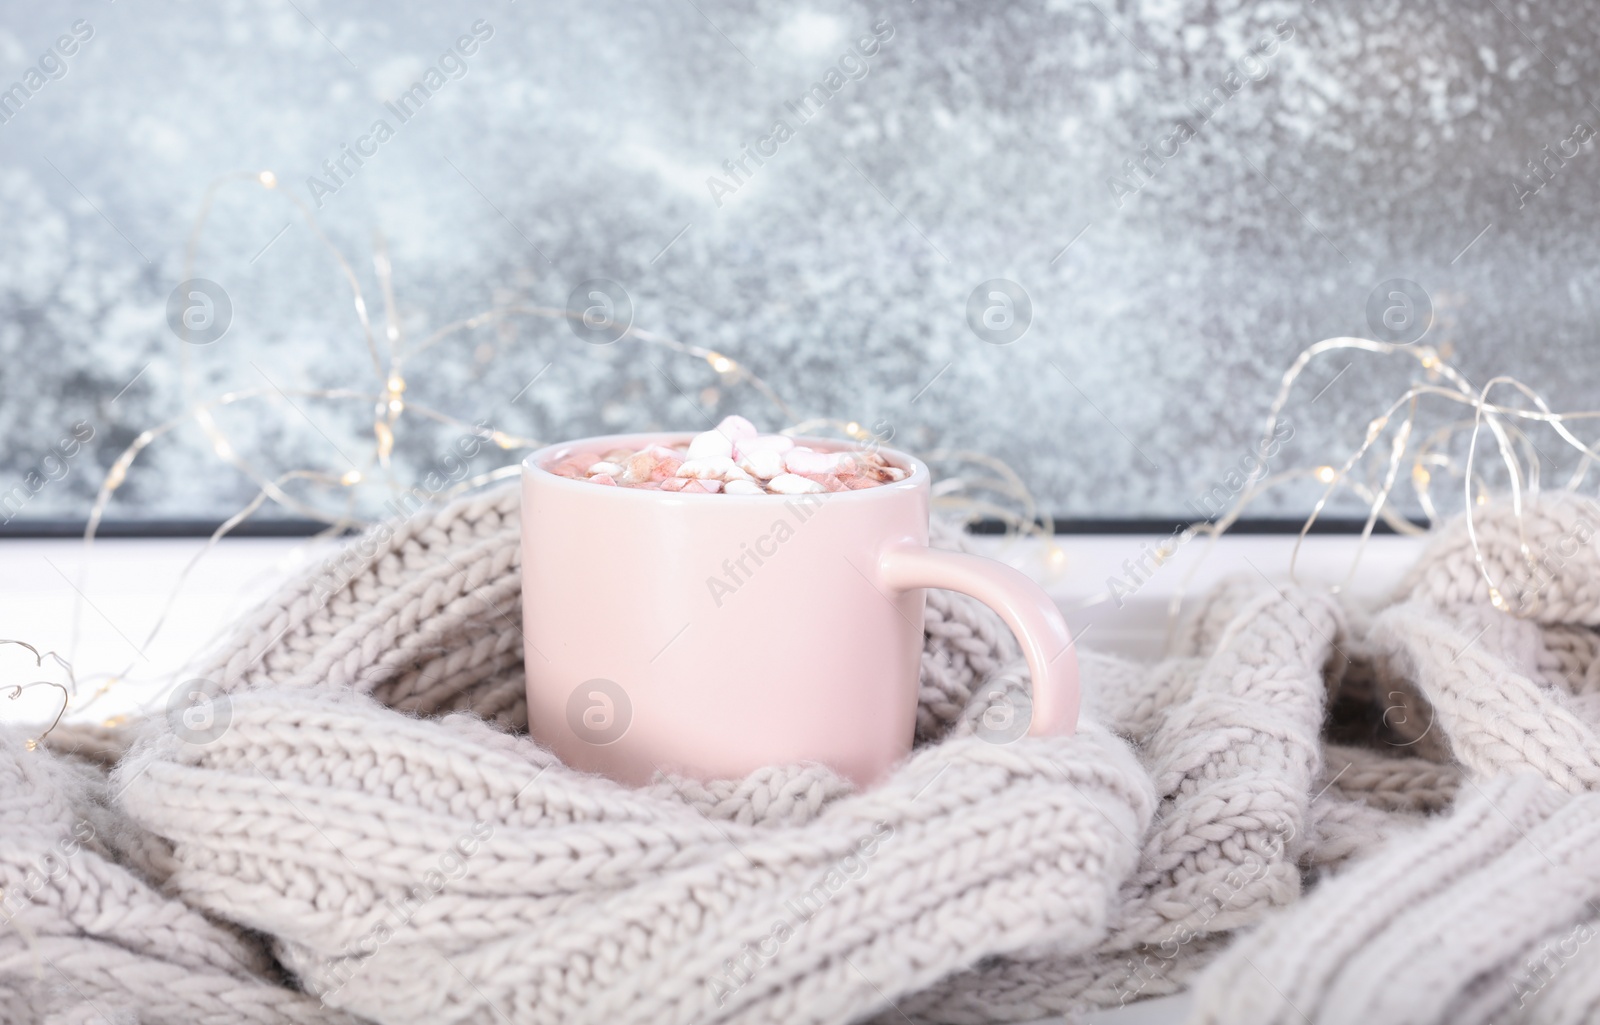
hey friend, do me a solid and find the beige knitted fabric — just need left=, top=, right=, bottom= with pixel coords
left=1186, top=494, right=1600, bottom=1025
left=1190, top=774, right=1600, bottom=1025
left=3, top=486, right=1598, bottom=1025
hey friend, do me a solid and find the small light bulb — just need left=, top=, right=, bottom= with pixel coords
left=341, top=469, right=362, bottom=486
left=492, top=431, right=515, bottom=449
left=386, top=375, right=406, bottom=394
left=1315, top=465, right=1337, bottom=484
left=259, top=171, right=278, bottom=189
left=708, top=353, right=735, bottom=373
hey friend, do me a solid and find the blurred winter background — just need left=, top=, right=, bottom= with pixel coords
left=1, top=0, right=1596, bottom=529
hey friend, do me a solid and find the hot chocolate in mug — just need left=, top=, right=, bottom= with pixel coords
left=521, top=432, right=1079, bottom=786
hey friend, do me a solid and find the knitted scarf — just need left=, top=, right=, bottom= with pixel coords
left=4, top=486, right=1599, bottom=1025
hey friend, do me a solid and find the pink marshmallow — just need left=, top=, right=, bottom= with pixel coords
left=784, top=447, right=854, bottom=475
left=619, top=452, right=655, bottom=485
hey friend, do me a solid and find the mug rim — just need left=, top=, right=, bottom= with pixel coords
left=523, top=431, right=928, bottom=503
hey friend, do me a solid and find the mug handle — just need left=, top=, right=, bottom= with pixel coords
left=879, top=543, right=1080, bottom=737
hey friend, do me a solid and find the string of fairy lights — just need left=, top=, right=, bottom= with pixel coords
left=8, top=168, right=1600, bottom=748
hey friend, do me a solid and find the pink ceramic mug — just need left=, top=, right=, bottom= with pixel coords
left=520, top=432, right=1079, bottom=787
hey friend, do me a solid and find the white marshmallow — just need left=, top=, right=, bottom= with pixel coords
left=738, top=449, right=786, bottom=480
left=677, top=456, right=754, bottom=482
left=662, top=477, right=722, bottom=493
left=686, top=430, right=735, bottom=461
left=715, top=415, right=759, bottom=443
left=768, top=473, right=825, bottom=495
left=735, top=433, right=794, bottom=457
left=587, top=461, right=625, bottom=476
left=723, top=479, right=764, bottom=495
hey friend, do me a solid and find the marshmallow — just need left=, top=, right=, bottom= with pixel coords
left=551, top=418, right=898, bottom=496
left=784, top=447, right=854, bottom=475
left=687, top=430, right=735, bottom=461
left=715, top=415, right=759, bottom=444
left=768, top=473, right=825, bottom=494
left=661, top=477, right=723, bottom=493
left=854, top=457, right=905, bottom=483
left=737, top=433, right=795, bottom=455
left=737, top=449, right=786, bottom=480
left=619, top=453, right=657, bottom=485
left=678, top=456, right=755, bottom=482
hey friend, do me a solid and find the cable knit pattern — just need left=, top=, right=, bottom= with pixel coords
left=1190, top=775, right=1600, bottom=1025
left=109, top=691, right=1151, bottom=1025
left=4, top=490, right=1600, bottom=1025
left=1185, top=496, right=1600, bottom=1025
left=0, top=728, right=356, bottom=1025
left=881, top=582, right=1344, bottom=1022
left=1369, top=604, right=1600, bottom=792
